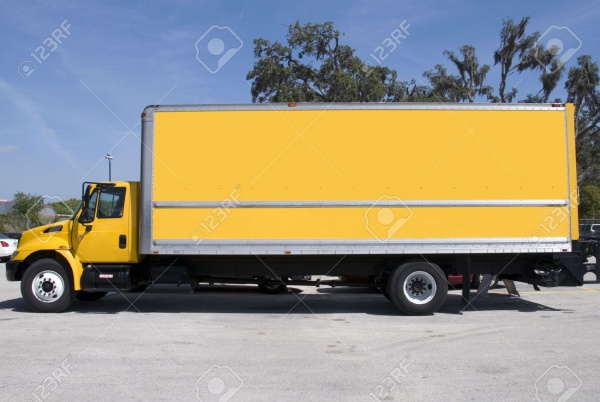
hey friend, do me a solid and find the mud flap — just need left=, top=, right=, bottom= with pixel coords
left=538, top=254, right=587, bottom=287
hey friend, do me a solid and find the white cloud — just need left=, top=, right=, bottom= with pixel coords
left=0, top=78, right=80, bottom=173
left=0, top=145, right=18, bottom=154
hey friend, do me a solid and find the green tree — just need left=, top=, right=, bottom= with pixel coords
left=422, top=64, right=462, bottom=102
left=534, top=47, right=566, bottom=103
left=247, top=21, right=402, bottom=103
left=443, top=45, right=493, bottom=102
left=579, top=185, right=600, bottom=218
left=50, top=198, right=80, bottom=217
left=0, top=193, right=79, bottom=232
left=565, top=55, right=600, bottom=185
left=0, top=192, right=43, bottom=231
left=11, top=192, right=43, bottom=216
left=493, top=17, right=540, bottom=102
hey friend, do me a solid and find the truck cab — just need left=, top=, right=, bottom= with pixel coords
left=6, top=181, right=140, bottom=312
left=73, top=182, right=140, bottom=264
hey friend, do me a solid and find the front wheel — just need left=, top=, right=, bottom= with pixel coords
left=21, top=259, right=74, bottom=313
left=388, top=261, right=447, bottom=315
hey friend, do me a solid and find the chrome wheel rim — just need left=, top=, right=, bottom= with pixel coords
left=32, top=270, right=65, bottom=303
left=403, top=271, right=436, bottom=304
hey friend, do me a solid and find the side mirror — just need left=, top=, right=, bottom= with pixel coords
left=78, top=185, right=93, bottom=224
left=78, top=212, right=89, bottom=224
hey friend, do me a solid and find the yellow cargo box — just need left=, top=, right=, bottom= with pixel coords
left=141, top=103, right=577, bottom=256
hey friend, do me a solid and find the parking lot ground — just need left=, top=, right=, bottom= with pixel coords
left=1, top=264, right=599, bottom=402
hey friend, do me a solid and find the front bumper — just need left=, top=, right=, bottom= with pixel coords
left=5, top=261, right=21, bottom=281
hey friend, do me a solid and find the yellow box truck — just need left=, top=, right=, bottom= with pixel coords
left=6, top=103, right=588, bottom=314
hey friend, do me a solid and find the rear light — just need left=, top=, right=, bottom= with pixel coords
left=0, top=241, right=8, bottom=247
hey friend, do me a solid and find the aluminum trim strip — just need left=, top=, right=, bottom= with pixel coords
left=153, top=199, right=568, bottom=208
left=140, top=108, right=155, bottom=254
left=150, top=238, right=571, bottom=255
left=151, top=103, right=565, bottom=112
left=562, top=107, right=574, bottom=243
left=154, top=237, right=568, bottom=246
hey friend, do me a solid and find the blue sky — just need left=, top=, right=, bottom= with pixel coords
left=0, top=0, right=599, bottom=201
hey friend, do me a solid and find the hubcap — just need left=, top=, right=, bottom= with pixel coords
left=403, top=271, right=436, bottom=305
left=32, top=270, right=65, bottom=303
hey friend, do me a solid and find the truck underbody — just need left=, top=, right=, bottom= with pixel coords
left=73, top=250, right=587, bottom=293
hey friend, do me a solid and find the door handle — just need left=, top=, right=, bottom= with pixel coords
left=119, top=235, right=127, bottom=249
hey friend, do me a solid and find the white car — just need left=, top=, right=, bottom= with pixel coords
left=0, top=233, right=18, bottom=262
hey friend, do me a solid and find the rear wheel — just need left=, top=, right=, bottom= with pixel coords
left=380, top=284, right=391, bottom=301
left=76, top=291, right=108, bottom=301
left=388, top=262, right=447, bottom=315
left=21, top=259, right=74, bottom=313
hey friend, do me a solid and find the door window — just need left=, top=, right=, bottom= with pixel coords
left=97, top=187, right=126, bottom=219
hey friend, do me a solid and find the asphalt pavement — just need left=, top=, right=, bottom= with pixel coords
left=0, top=263, right=598, bottom=402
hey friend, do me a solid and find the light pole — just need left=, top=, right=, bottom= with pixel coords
left=105, top=153, right=113, bottom=181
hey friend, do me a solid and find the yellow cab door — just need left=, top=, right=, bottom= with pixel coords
left=72, top=182, right=139, bottom=263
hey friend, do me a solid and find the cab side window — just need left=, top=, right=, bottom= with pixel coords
left=97, top=187, right=126, bottom=219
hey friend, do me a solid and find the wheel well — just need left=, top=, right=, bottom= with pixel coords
left=20, top=251, right=75, bottom=288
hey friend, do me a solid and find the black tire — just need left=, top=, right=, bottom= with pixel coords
left=475, top=274, right=499, bottom=289
left=388, top=262, right=447, bottom=315
left=258, top=280, right=288, bottom=294
left=471, top=274, right=481, bottom=289
left=21, top=258, right=74, bottom=313
left=380, top=285, right=391, bottom=301
left=76, top=291, right=108, bottom=301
